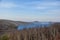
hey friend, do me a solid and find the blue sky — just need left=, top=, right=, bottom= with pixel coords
left=0, top=0, right=60, bottom=22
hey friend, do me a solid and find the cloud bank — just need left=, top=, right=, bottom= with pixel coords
left=0, top=0, right=60, bottom=22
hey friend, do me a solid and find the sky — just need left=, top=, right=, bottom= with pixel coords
left=0, top=0, right=60, bottom=22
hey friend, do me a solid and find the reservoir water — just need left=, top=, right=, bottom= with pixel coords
left=17, top=22, right=52, bottom=30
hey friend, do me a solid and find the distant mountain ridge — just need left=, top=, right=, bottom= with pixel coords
left=0, top=19, right=59, bottom=30
left=0, top=19, right=60, bottom=30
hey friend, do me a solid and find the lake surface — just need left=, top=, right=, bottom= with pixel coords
left=17, top=22, right=52, bottom=30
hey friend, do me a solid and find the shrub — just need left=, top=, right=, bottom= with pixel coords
left=0, top=34, right=9, bottom=40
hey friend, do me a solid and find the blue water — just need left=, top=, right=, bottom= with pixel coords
left=17, top=22, right=52, bottom=30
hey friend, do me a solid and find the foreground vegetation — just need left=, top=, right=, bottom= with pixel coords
left=0, top=22, right=60, bottom=40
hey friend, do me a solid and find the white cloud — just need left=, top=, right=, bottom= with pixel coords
left=19, top=1, right=59, bottom=10
left=0, top=0, right=59, bottom=9
left=0, top=0, right=18, bottom=8
left=0, top=1, right=27, bottom=8
left=0, top=2, right=17, bottom=8
left=33, top=2, right=59, bottom=10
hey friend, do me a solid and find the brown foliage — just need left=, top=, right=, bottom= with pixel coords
left=0, top=22, right=60, bottom=40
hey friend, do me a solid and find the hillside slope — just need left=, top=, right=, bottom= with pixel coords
left=0, top=19, right=31, bottom=29
left=0, top=19, right=30, bottom=35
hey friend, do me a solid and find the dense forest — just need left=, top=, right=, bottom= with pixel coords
left=0, top=20, right=60, bottom=40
